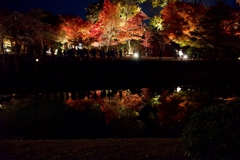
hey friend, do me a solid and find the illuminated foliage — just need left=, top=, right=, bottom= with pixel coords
left=0, top=11, right=8, bottom=54
left=117, top=11, right=147, bottom=51
left=93, top=0, right=146, bottom=49
left=149, top=0, right=180, bottom=8
left=65, top=98, right=95, bottom=111
left=96, top=0, right=123, bottom=49
left=113, top=0, right=179, bottom=8
left=150, top=89, right=210, bottom=126
left=154, top=2, right=205, bottom=48
left=85, top=1, right=104, bottom=23
left=122, top=93, right=143, bottom=110
left=65, top=90, right=145, bottom=125
left=59, top=16, right=86, bottom=44
left=116, top=0, right=141, bottom=20
left=141, top=29, right=154, bottom=48
left=149, top=15, right=164, bottom=31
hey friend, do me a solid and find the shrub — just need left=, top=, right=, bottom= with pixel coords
left=182, top=102, right=240, bottom=160
left=111, top=107, right=145, bottom=137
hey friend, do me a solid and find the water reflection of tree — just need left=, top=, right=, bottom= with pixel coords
left=63, top=87, right=238, bottom=137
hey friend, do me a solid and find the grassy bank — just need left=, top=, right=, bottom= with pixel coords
left=0, top=138, right=190, bottom=160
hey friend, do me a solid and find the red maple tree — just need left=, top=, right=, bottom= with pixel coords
left=118, top=11, right=148, bottom=53
left=59, top=15, right=87, bottom=45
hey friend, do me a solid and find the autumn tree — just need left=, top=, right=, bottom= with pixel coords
left=0, top=10, right=10, bottom=66
left=191, top=1, right=239, bottom=59
left=146, top=24, right=171, bottom=54
left=59, top=15, right=86, bottom=46
left=151, top=2, right=205, bottom=49
left=149, top=89, right=211, bottom=133
left=27, top=9, right=60, bottom=54
left=0, top=10, right=51, bottom=73
left=141, top=29, right=154, bottom=49
left=96, top=0, right=123, bottom=50
left=85, top=0, right=104, bottom=23
left=117, top=11, right=147, bottom=53
left=114, top=0, right=143, bottom=20
left=114, top=0, right=181, bottom=8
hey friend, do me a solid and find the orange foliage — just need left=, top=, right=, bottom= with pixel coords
left=65, top=98, right=95, bottom=111
left=122, top=94, right=143, bottom=110
left=97, top=0, right=122, bottom=47
left=118, top=12, right=146, bottom=44
left=141, top=30, right=153, bottom=48
left=65, top=89, right=145, bottom=125
left=156, top=90, right=202, bottom=125
left=100, top=99, right=121, bottom=125
left=160, top=2, right=205, bottom=46
left=60, top=16, right=86, bottom=43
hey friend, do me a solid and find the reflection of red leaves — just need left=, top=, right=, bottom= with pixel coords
left=65, top=98, right=94, bottom=111
left=123, top=94, right=143, bottom=110
left=100, top=100, right=120, bottom=125
left=65, top=91, right=145, bottom=125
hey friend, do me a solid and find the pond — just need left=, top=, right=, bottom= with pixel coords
left=0, top=84, right=239, bottom=139
left=1, top=59, right=240, bottom=139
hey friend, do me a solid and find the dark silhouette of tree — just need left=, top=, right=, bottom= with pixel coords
left=191, top=1, right=239, bottom=59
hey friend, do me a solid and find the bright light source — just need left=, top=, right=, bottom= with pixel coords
left=133, top=53, right=139, bottom=58
left=6, top=49, right=10, bottom=52
left=183, top=55, right=188, bottom=59
left=46, top=49, right=51, bottom=55
left=54, top=49, right=58, bottom=55
left=36, top=58, right=39, bottom=62
left=177, top=86, right=181, bottom=93
left=179, top=49, right=183, bottom=57
left=238, top=57, right=240, bottom=60
left=79, top=43, right=82, bottom=49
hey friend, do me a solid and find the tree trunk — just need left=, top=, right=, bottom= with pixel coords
left=0, top=39, right=4, bottom=65
left=127, top=39, right=131, bottom=54
left=106, top=37, right=111, bottom=52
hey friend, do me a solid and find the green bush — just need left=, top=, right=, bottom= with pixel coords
left=182, top=102, right=240, bottom=160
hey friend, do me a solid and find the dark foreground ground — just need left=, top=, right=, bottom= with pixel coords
left=0, top=138, right=190, bottom=160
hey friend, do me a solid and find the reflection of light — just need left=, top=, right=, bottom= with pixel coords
left=133, top=53, right=139, bottom=58
left=177, top=86, right=181, bottom=93
left=54, top=49, right=58, bottom=55
left=183, top=55, right=188, bottom=59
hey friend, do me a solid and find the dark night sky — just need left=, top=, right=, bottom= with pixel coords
left=1, top=0, right=100, bottom=19
left=0, top=0, right=238, bottom=20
